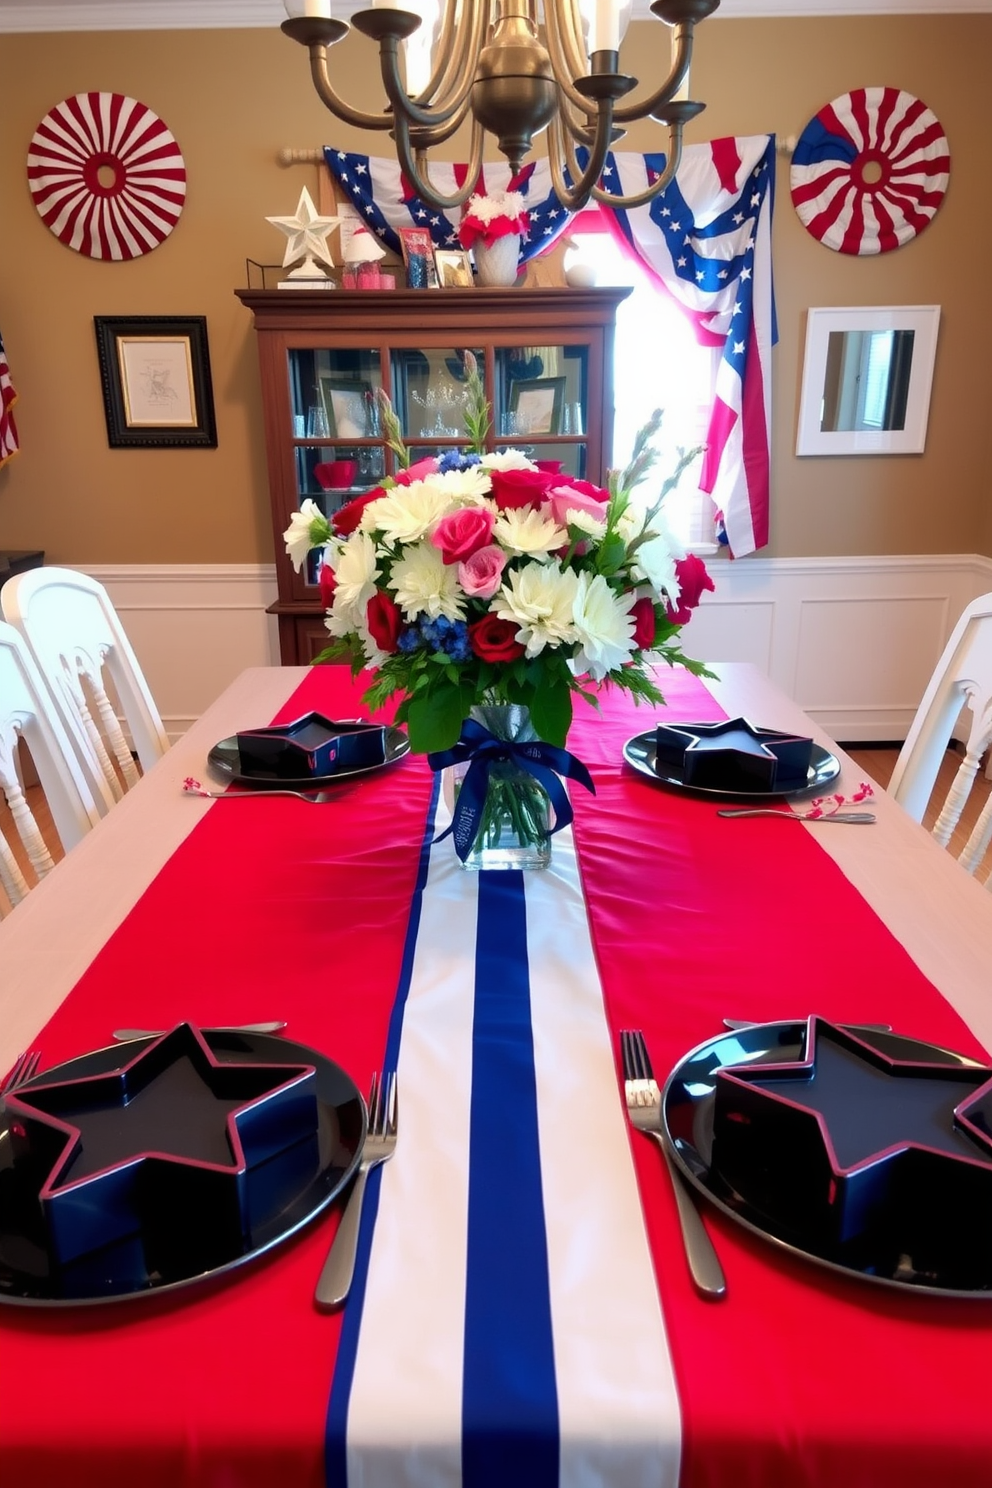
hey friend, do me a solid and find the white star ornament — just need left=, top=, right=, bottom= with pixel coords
left=266, top=187, right=340, bottom=278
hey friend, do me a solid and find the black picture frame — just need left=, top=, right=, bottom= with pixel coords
left=319, top=377, right=373, bottom=439
left=508, top=375, right=566, bottom=436
left=94, top=316, right=217, bottom=448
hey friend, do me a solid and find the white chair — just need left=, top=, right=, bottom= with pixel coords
left=888, top=591, right=992, bottom=878
left=0, top=621, right=104, bottom=912
left=1, top=567, right=169, bottom=813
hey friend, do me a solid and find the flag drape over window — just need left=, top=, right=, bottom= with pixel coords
left=324, top=135, right=775, bottom=558
left=0, top=332, right=20, bottom=468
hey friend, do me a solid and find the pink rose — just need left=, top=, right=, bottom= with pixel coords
left=487, top=467, right=554, bottom=511
left=458, top=544, right=506, bottom=599
left=431, top=506, right=496, bottom=565
left=394, top=456, right=439, bottom=486
left=548, top=480, right=609, bottom=530
left=666, top=553, right=715, bottom=624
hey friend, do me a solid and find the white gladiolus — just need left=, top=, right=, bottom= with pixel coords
left=494, top=505, right=567, bottom=558
left=493, top=561, right=578, bottom=655
left=571, top=572, right=637, bottom=679
left=284, top=498, right=329, bottom=572
left=391, top=541, right=466, bottom=621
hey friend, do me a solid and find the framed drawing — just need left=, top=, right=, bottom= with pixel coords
left=508, top=376, right=566, bottom=436
left=94, top=316, right=217, bottom=448
left=796, top=305, right=940, bottom=455
left=434, top=248, right=474, bottom=288
left=319, top=378, right=372, bottom=439
left=398, top=227, right=439, bottom=287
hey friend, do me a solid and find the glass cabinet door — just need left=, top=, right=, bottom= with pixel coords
left=495, top=343, right=589, bottom=478
left=288, top=347, right=386, bottom=519
left=390, top=346, right=485, bottom=459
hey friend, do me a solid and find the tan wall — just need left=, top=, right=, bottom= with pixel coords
left=0, top=14, right=989, bottom=565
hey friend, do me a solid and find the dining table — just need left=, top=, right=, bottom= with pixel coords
left=2, top=659, right=992, bottom=1488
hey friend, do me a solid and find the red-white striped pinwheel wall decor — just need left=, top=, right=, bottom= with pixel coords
left=27, top=93, right=187, bottom=261
left=790, top=87, right=950, bottom=255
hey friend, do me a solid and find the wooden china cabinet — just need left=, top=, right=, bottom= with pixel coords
left=236, top=286, right=631, bottom=664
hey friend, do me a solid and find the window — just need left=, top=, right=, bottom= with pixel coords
left=565, top=228, right=717, bottom=550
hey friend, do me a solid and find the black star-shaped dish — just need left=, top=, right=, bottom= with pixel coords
left=654, top=717, right=813, bottom=792
left=712, top=1018, right=992, bottom=1283
left=235, top=713, right=386, bottom=780
left=4, top=1024, right=318, bottom=1282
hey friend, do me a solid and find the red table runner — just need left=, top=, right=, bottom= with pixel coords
left=2, top=665, right=991, bottom=1488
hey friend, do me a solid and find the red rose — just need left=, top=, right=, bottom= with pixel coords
left=666, top=553, right=715, bottom=624
left=631, top=596, right=657, bottom=649
left=333, top=488, right=385, bottom=537
left=468, top=614, right=526, bottom=662
left=318, top=562, right=337, bottom=611
left=366, top=590, right=403, bottom=653
left=487, top=467, right=554, bottom=512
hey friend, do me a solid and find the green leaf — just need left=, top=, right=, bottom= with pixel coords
left=405, top=683, right=473, bottom=753
left=529, top=677, right=573, bottom=748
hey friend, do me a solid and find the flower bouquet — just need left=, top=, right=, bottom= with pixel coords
left=456, top=190, right=529, bottom=251
left=285, top=372, right=714, bottom=866
left=457, top=190, right=529, bottom=287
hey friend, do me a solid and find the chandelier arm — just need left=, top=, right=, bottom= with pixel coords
left=546, top=105, right=618, bottom=213
left=413, top=0, right=487, bottom=111
left=406, top=99, right=476, bottom=149
left=375, top=29, right=478, bottom=128
left=392, top=116, right=486, bottom=210
left=302, top=43, right=398, bottom=131
left=556, top=87, right=600, bottom=148
left=542, top=0, right=598, bottom=119
left=589, top=120, right=686, bottom=207
left=611, top=24, right=693, bottom=124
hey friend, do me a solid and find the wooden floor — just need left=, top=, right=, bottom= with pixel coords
left=2, top=742, right=991, bottom=909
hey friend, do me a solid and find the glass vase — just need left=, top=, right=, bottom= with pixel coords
left=450, top=703, right=552, bottom=871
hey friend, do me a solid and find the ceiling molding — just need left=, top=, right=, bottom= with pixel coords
left=0, top=0, right=989, bottom=29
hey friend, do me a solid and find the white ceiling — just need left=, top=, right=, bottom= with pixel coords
left=0, top=0, right=989, bottom=29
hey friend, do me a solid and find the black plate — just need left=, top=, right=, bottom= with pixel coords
left=208, top=724, right=409, bottom=789
left=623, top=731, right=841, bottom=800
left=663, top=1021, right=992, bottom=1298
left=0, top=1031, right=364, bottom=1307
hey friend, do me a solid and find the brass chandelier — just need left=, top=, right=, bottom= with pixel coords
left=281, top=0, right=719, bottom=213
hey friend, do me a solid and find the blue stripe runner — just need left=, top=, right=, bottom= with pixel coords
left=462, top=871, right=559, bottom=1488
left=324, top=774, right=441, bottom=1488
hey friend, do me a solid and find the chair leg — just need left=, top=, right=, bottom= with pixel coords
left=0, top=825, right=30, bottom=906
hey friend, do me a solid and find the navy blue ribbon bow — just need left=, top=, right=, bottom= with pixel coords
left=428, top=718, right=596, bottom=862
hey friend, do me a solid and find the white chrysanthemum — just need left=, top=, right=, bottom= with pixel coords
left=329, top=531, right=380, bottom=618
left=364, top=480, right=456, bottom=545
left=493, top=562, right=578, bottom=656
left=390, top=540, right=466, bottom=621
left=434, top=466, right=492, bottom=502
left=571, top=572, right=637, bottom=680
left=494, top=506, right=567, bottom=558
left=558, top=505, right=607, bottom=541
left=284, top=498, right=329, bottom=572
left=479, top=449, right=537, bottom=472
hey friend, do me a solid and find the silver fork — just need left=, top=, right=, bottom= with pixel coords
left=315, top=1070, right=398, bottom=1311
left=0, top=1049, right=41, bottom=1094
left=621, top=1030, right=726, bottom=1300
left=183, top=779, right=338, bottom=804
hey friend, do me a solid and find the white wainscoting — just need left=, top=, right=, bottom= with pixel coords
left=85, top=555, right=992, bottom=745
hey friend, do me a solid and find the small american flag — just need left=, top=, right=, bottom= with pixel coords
left=0, top=331, right=19, bottom=467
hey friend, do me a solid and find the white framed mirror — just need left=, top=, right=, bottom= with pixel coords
left=796, top=305, right=940, bottom=456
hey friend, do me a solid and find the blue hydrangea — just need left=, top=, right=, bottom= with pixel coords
left=437, top=450, right=482, bottom=473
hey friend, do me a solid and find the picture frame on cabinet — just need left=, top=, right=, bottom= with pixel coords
left=434, top=248, right=474, bottom=288
left=94, top=315, right=217, bottom=448
left=508, top=376, right=566, bottom=436
left=319, top=378, right=373, bottom=439
left=398, top=227, right=439, bottom=287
